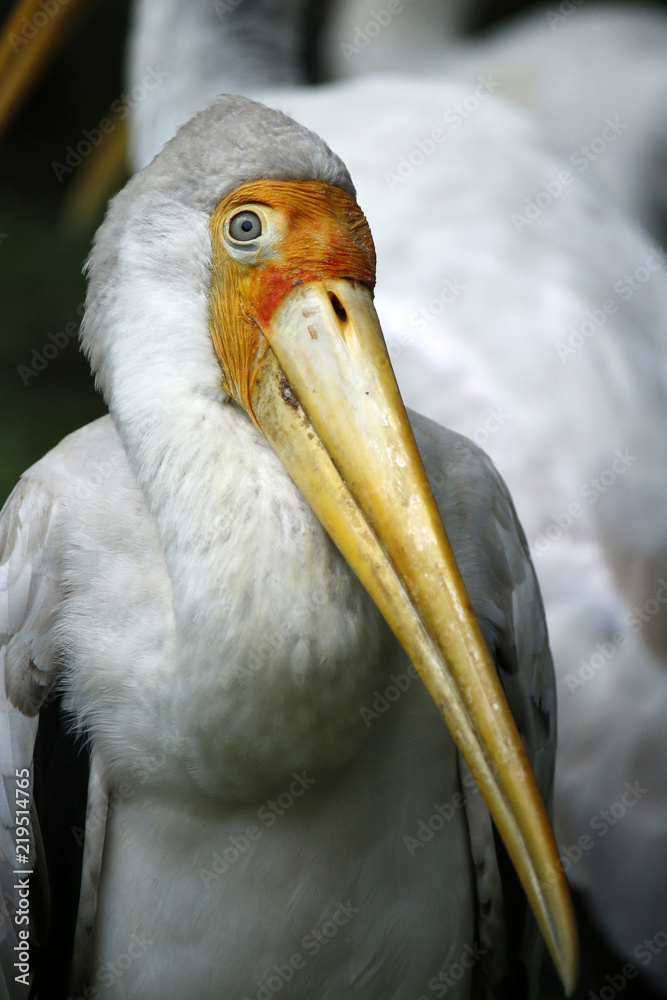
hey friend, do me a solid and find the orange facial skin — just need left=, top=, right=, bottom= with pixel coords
left=208, top=179, right=376, bottom=413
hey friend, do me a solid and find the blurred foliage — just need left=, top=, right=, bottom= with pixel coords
left=0, top=193, right=105, bottom=503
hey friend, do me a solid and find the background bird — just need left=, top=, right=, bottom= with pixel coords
left=321, top=1, right=667, bottom=244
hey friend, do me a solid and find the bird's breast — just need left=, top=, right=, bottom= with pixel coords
left=61, top=415, right=394, bottom=802
left=91, top=670, right=473, bottom=1000
left=57, top=420, right=474, bottom=999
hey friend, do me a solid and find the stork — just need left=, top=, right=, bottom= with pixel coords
left=0, top=95, right=576, bottom=999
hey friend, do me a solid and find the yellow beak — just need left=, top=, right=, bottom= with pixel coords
left=249, top=278, right=578, bottom=995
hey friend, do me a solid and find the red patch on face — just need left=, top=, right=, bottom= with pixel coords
left=246, top=181, right=376, bottom=326
left=252, top=265, right=303, bottom=327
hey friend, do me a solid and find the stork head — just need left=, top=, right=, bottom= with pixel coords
left=82, top=95, right=577, bottom=994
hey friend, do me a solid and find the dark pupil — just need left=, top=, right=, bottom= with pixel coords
left=230, top=211, right=260, bottom=242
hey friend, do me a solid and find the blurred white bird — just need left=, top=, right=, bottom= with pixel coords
left=322, top=1, right=667, bottom=243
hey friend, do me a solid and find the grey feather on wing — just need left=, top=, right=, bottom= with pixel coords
left=410, top=409, right=556, bottom=999
left=0, top=475, right=64, bottom=996
left=1, top=479, right=62, bottom=717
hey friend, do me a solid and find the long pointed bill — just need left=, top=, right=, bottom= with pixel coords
left=247, top=278, right=578, bottom=994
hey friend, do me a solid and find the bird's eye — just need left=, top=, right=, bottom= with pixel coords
left=228, top=210, right=262, bottom=243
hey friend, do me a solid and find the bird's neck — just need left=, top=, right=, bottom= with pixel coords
left=129, top=0, right=310, bottom=95
left=112, top=391, right=390, bottom=800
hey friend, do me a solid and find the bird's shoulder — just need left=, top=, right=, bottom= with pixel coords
left=0, top=417, right=126, bottom=997
left=410, top=408, right=555, bottom=998
left=0, top=416, right=142, bottom=713
left=410, top=406, right=554, bottom=768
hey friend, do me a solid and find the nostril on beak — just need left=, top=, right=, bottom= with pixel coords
left=329, top=293, right=348, bottom=324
